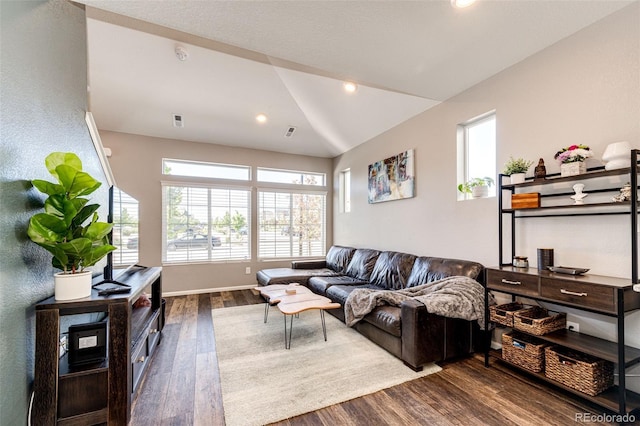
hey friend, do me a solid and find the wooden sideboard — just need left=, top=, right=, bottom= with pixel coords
left=485, top=266, right=640, bottom=414
left=32, top=266, right=162, bottom=425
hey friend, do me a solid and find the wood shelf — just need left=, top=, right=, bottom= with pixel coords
left=532, top=329, right=640, bottom=367
left=490, top=350, right=640, bottom=413
left=33, top=266, right=162, bottom=425
left=501, top=166, right=634, bottom=190
left=503, top=201, right=632, bottom=213
left=491, top=150, right=640, bottom=416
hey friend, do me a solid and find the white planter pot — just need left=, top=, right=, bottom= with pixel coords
left=54, top=270, right=92, bottom=301
left=472, top=185, right=488, bottom=198
left=560, top=162, right=586, bottom=177
left=510, top=173, right=526, bottom=184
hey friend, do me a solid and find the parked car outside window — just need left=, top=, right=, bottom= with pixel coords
left=167, top=233, right=222, bottom=250
left=281, top=226, right=301, bottom=237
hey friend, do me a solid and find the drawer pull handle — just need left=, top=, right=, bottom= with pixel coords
left=560, top=289, right=587, bottom=297
left=136, top=356, right=146, bottom=363
left=150, top=328, right=159, bottom=334
left=501, top=279, right=521, bottom=285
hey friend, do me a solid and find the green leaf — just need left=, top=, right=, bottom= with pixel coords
left=52, top=256, right=66, bottom=272
left=32, top=180, right=65, bottom=196
left=58, top=238, right=92, bottom=258
left=82, top=244, right=117, bottom=267
left=37, top=242, right=69, bottom=272
left=55, top=164, right=78, bottom=193
left=43, top=195, right=64, bottom=217
left=69, top=171, right=101, bottom=198
left=45, top=152, right=81, bottom=180
left=71, top=203, right=98, bottom=228
left=27, top=214, right=67, bottom=243
left=43, top=195, right=78, bottom=222
left=84, top=221, right=113, bottom=240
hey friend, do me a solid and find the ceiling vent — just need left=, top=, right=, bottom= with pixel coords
left=172, top=114, right=184, bottom=128
left=285, top=126, right=296, bottom=138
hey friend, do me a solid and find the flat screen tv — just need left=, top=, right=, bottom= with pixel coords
left=86, top=111, right=143, bottom=287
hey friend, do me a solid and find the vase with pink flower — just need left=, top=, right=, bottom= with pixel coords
left=554, top=144, right=593, bottom=177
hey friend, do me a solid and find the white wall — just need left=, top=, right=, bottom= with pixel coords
left=333, top=3, right=640, bottom=388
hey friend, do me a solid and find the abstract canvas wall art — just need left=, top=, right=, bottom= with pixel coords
left=368, top=149, right=415, bottom=204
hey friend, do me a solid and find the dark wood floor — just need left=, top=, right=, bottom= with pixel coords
left=130, top=290, right=614, bottom=425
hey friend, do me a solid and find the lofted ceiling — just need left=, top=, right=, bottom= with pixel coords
left=80, top=0, right=633, bottom=158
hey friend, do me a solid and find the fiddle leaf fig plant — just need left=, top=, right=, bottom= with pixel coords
left=27, top=152, right=116, bottom=273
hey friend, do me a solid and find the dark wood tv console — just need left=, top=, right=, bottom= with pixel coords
left=32, top=266, right=162, bottom=425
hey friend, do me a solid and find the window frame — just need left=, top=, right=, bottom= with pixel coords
left=458, top=111, right=497, bottom=200
left=162, top=182, right=252, bottom=264
left=162, top=158, right=251, bottom=181
left=256, top=187, right=327, bottom=260
left=256, top=167, right=326, bottom=186
left=339, top=169, right=351, bottom=213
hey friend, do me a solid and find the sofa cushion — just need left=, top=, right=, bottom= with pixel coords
left=326, top=284, right=379, bottom=305
left=325, top=245, right=356, bottom=273
left=406, top=256, right=484, bottom=288
left=362, top=306, right=402, bottom=338
left=307, top=275, right=369, bottom=295
left=325, top=284, right=402, bottom=337
left=345, top=249, right=380, bottom=281
left=369, top=251, right=417, bottom=290
left=256, top=268, right=339, bottom=286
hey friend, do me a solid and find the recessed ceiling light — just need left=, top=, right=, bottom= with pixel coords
left=256, top=113, right=268, bottom=124
left=343, top=82, right=358, bottom=93
left=451, top=0, right=476, bottom=8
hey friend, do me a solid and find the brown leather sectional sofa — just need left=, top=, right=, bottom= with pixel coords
left=256, top=245, right=485, bottom=371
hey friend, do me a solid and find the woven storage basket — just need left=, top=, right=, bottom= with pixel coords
left=544, top=346, right=614, bottom=396
left=502, top=332, right=548, bottom=373
left=513, top=306, right=566, bottom=336
left=490, top=302, right=532, bottom=327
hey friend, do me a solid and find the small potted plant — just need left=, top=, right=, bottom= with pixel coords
left=458, top=177, right=495, bottom=198
left=27, top=152, right=116, bottom=300
left=554, top=144, right=593, bottom=176
left=503, top=156, right=534, bottom=184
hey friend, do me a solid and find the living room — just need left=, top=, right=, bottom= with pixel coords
left=2, top=0, right=639, bottom=425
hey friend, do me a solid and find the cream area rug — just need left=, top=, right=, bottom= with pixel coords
left=211, top=304, right=441, bottom=426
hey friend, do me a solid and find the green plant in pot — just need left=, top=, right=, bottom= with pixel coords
left=27, top=152, right=116, bottom=300
left=503, top=156, right=533, bottom=184
left=457, top=177, right=494, bottom=198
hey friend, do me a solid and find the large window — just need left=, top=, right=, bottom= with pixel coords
left=163, top=159, right=250, bottom=180
left=258, top=190, right=326, bottom=258
left=112, top=188, right=139, bottom=267
left=339, top=169, right=351, bottom=213
left=163, top=184, right=250, bottom=263
left=257, top=168, right=325, bottom=186
left=459, top=113, right=496, bottom=199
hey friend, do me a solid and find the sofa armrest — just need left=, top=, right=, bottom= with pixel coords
left=291, top=259, right=327, bottom=269
left=400, top=300, right=445, bottom=370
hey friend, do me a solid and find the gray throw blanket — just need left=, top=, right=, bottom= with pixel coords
left=344, top=276, right=490, bottom=329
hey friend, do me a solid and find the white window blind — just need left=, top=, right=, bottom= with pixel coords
left=163, top=184, right=250, bottom=263
left=257, top=190, right=326, bottom=258
left=112, top=188, right=139, bottom=267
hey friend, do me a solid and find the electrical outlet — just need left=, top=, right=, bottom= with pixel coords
left=566, top=321, right=579, bottom=333
left=245, top=267, right=251, bottom=275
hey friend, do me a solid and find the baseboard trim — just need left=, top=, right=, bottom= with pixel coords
left=162, top=284, right=258, bottom=297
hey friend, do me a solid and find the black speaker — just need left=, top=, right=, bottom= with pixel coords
left=68, top=321, right=107, bottom=366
